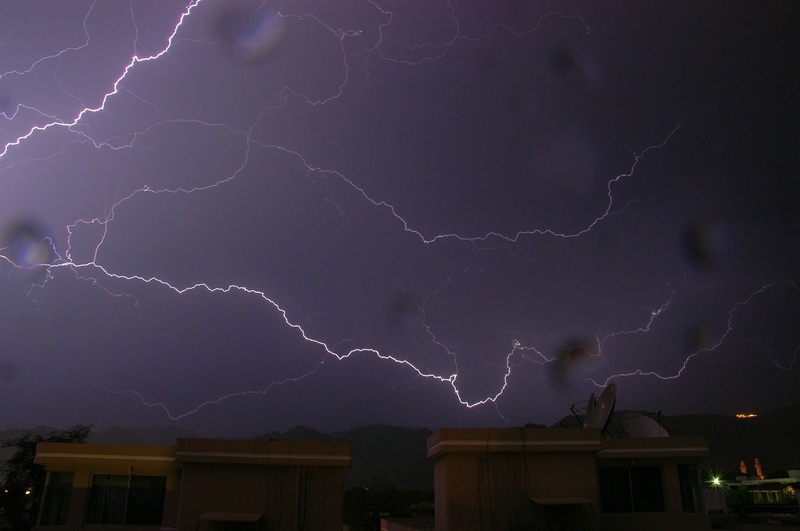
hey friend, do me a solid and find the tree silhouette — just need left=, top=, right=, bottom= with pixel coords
left=1, top=425, right=91, bottom=530
left=344, top=480, right=433, bottom=531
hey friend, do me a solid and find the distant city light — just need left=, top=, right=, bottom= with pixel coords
left=735, top=413, right=757, bottom=418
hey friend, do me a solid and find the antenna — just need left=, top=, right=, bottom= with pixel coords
left=621, top=411, right=669, bottom=437
left=583, top=383, right=616, bottom=434
left=569, top=392, right=599, bottom=427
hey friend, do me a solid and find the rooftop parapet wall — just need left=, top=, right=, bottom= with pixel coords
left=598, top=436, right=710, bottom=459
left=427, top=427, right=603, bottom=459
left=427, top=428, right=709, bottom=460
left=175, top=437, right=352, bottom=467
left=34, top=442, right=176, bottom=469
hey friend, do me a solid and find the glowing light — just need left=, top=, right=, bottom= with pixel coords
left=735, top=413, right=758, bottom=419
left=711, top=476, right=721, bottom=487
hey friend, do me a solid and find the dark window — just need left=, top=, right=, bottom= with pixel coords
left=39, top=471, right=74, bottom=525
left=85, top=474, right=166, bottom=526
left=599, top=466, right=664, bottom=513
left=126, top=476, right=167, bottom=525
left=86, top=474, right=127, bottom=524
left=630, top=466, right=665, bottom=512
left=599, top=467, right=632, bottom=512
left=677, top=464, right=702, bottom=513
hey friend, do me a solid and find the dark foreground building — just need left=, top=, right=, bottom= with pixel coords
left=33, top=438, right=351, bottom=530
left=425, top=427, right=710, bottom=531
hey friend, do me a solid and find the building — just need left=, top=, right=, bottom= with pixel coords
left=33, top=437, right=351, bottom=530
left=427, top=427, right=711, bottom=531
left=725, top=470, right=800, bottom=507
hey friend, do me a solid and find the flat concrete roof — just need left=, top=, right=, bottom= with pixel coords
left=35, top=442, right=176, bottom=468
left=34, top=438, right=353, bottom=469
left=175, top=438, right=352, bottom=467
left=598, top=436, right=710, bottom=459
left=427, top=427, right=603, bottom=458
left=427, top=427, right=709, bottom=460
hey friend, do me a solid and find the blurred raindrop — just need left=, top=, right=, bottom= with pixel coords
left=214, top=5, right=287, bottom=65
left=385, top=291, right=419, bottom=333
left=550, top=46, right=601, bottom=86
left=549, top=337, right=597, bottom=388
left=683, top=218, right=732, bottom=268
left=686, top=321, right=712, bottom=351
left=1, top=217, right=57, bottom=270
left=551, top=48, right=577, bottom=76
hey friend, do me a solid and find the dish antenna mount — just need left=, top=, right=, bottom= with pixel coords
left=583, top=383, right=617, bottom=434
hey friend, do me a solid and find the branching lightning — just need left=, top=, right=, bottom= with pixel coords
left=1, top=2, right=204, bottom=159
left=1, top=0, right=797, bottom=425
left=589, top=281, right=800, bottom=387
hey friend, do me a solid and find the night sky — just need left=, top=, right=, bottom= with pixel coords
left=1, top=1, right=798, bottom=437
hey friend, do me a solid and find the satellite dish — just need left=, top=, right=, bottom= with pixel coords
left=583, top=383, right=616, bottom=432
left=585, top=392, right=597, bottom=416
left=570, top=392, right=598, bottom=428
left=621, top=411, right=669, bottom=437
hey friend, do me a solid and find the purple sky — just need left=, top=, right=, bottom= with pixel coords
left=1, top=0, right=798, bottom=437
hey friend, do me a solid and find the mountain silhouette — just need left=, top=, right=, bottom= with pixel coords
left=3, top=402, right=798, bottom=490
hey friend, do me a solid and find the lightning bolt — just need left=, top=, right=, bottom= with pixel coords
left=589, top=281, right=800, bottom=387
left=1, top=0, right=796, bottom=425
left=1, top=1, right=203, bottom=159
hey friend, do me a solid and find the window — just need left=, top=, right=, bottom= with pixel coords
left=599, top=466, right=665, bottom=513
left=126, top=476, right=167, bottom=525
left=677, top=464, right=702, bottom=513
left=86, top=474, right=127, bottom=524
left=39, top=471, right=74, bottom=525
left=85, top=474, right=166, bottom=526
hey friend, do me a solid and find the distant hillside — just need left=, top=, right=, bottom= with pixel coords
left=256, top=424, right=434, bottom=490
left=660, top=402, right=800, bottom=476
left=87, top=425, right=197, bottom=445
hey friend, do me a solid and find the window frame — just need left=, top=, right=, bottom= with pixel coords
left=38, top=470, right=75, bottom=526
left=677, top=463, right=703, bottom=513
left=84, top=473, right=167, bottom=527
